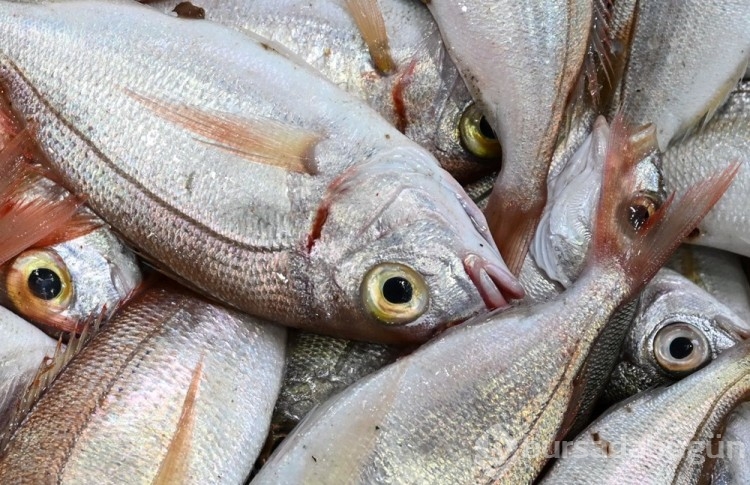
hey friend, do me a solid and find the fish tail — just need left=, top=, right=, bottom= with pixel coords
left=591, top=115, right=739, bottom=295
left=486, top=193, right=545, bottom=277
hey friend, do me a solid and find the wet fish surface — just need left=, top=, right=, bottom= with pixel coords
left=147, top=0, right=500, bottom=183
left=0, top=282, right=286, bottom=485
left=543, top=340, right=750, bottom=484
left=0, top=0, right=521, bottom=344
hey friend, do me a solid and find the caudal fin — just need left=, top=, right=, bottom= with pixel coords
left=591, top=115, right=739, bottom=296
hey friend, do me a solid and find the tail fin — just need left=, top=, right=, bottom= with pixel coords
left=591, top=115, right=739, bottom=295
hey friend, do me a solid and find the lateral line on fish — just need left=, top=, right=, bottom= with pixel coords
left=344, top=0, right=397, bottom=75
left=152, top=357, right=204, bottom=485
left=3, top=60, right=284, bottom=254
left=127, top=90, right=322, bottom=175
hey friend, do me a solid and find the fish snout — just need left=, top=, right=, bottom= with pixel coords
left=463, top=254, right=524, bottom=310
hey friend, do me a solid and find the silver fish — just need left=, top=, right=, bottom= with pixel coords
left=605, top=268, right=750, bottom=405
left=542, top=340, right=750, bottom=484
left=0, top=306, right=57, bottom=442
left=0, top=283, right=286, bottom=484
left=0, top=0, right=522, bottom=344
left=662, top=80, right=750, bottom=257
left=147, top=0, right=500, bottom=184
left=0, top=224, right=142, bottom=334
left=252, top=118, right=736, bottom=484
left=711, top=402, right=750, bottom=485
left=425, top=0, right=593, bottom=275
left=616, top=0, right=750, bottom=151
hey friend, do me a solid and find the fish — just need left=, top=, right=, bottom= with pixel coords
left=0, top=282, right=287, bottom=484
left=0, top=0, right=522, bottom=344
left=711, top=402, right=750, bottom=485
left=667, top=245, right=750, bottom=324
left=146, top=0, right=501, bottom=184
left=615, top=0, right=750, bottom=151
left=0, top=306, right=58, bottom=443
left=542, top=340, right=750, bottom=484
left=270, top=331, right=401, bottom=441
left=425, top=0, right=594, bottom=275
left=661, top=80, right=750, bottom=257
left=251, top=117, right=737, bottom=484
left=604, top=268, right=750, bottom=405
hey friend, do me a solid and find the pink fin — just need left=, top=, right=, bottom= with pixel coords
left=592, top=115, right=740, bottom=294
left=128, top=90, right=322, bottom=175
left=31, top=211, right=102, bottom=249
left=345, top=0, right=397, bottom=75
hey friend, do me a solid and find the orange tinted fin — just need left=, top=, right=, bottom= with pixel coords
left=128, top=91, right=322, bottom=175
left=345, top=0, right=397, bottom=75
left=31, top=211, right=102, bottom=248
left=153, top=358, right=203, bottom=485
left=486, top=193, right=546, bottom=277
left=591, top=115, right=739, bottom=295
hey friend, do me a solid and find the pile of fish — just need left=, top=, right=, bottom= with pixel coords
left=0, top=0, right=748, bottom=483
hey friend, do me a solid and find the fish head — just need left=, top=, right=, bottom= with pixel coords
left=532, top=119, right=666, bottom=287
left=398, top=42, right=500, bottom=184
left=608, top=268, right=750, bottom=402
left=2, top=225, right=142, bottom=333
left=307, top=147, right=522, bottom=344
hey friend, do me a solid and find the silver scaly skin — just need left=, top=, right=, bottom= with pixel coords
left=252, top=117, right=735, bottom=484
left=615, top=0, right=750, bottom=151
left=0, top=306, right=58, bottom=443
left=662, top=80, right=750, bottom=258
left=604, top=268, right=750, bottom=405
left=542, top=340, right=750, bottom=485
left=147, top=0, right=499, bottom=183
left=426, top=0, right=593, bottom=275
left=0, top=283, right=286, bottom=484
left=0, top=0, right=521, bottom=344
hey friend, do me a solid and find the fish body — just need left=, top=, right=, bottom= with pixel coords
left=0, top=283, right=286, bottom=484
left=0, top=0, right=520, bottom=344
left=712, top=402, right=750, bottom=485
left=252, top=118, right=735, bottom=484
left=543, top=340, right=750, bottom=484
left=605, top=268, right=750, bottom=404
left=148, top=0, right=498, bottom=183
left=426, top=0, right=593, bottom=274
left=617, top=0, right=750, bottom=150
left=662, top=81, right=750, bottom=257
left=0, top=307, right=57, bottom=442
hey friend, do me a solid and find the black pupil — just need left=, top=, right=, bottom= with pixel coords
left=28, top=268, right=62, bottom=300
left=669, top=337, right=694, bottom=360
left=628, top=204, right=650, bottom=231
left=382, top=277, right=413, bottom=304
left=478, top=116, right=497, bottom=140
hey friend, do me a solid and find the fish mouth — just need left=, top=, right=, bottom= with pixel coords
left=463, top=254, right=525, bottom=310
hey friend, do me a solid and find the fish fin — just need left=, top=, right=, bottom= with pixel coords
left=30, top=210, right=102, bottom=248
left=152, top=358, right=204, bottom=485
left=345, top=0, right=397, bottom=75
left=127, top=90, right=322, bottom=175
left=590, top=115, right=739, bottom=294
left=0, top=316, right=104, bottom=452
left=486, top=194, right=546, bottom=277
left=0, top=178, right=80, bottom=267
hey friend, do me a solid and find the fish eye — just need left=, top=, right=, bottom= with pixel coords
left=5, top=249, right=74, bottom=323
left=627, top=193, right=659, bottom=231
left=361, top=263, right=428, bottom=325
left=653, top=322, right=711, bottom=374
left=458, top=103, right=502, bottom=159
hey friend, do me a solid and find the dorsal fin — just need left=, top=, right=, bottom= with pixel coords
left=127, top=90, right=322, bottom=175
left=345, top=0, right=397, bottom=75
left=152, top=358, right=204, bottom=485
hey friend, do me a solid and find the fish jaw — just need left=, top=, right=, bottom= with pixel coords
left=306, top=146, right=522, bottom=344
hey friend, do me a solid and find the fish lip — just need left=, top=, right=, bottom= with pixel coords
left=463, top=254, right=525, bottom=310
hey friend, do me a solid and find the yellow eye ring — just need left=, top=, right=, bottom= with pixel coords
left=6, top=249, right=74, bottom=325
left=653, top=322, right=711, bottom=374
left=361, top=263, right=428, bottom=325
left=458, top=103, right=502, bottom=159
